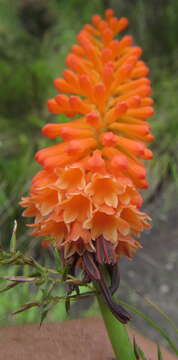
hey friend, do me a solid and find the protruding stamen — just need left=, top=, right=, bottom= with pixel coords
left=86, top=150, right=105, bottom=172
left=69, top=96, right=92, bottom=114
left=101, top=48, right=113, bottom=63
left=86, top=111, right=101, bottom=127
left=93, top=83, right=107, bottom=113
left=101, top=132, right=118, bottom=147
left=102, top=62, right=114, bottom=88
left=111, top=155, right=128, bottom=171
left=66, top=138, right=97, bottom=156
left=83, top=252, right=101, bottom=281
left=96, top=236, right=116, bottom=265
left=105, top=9, right=115, bottom=20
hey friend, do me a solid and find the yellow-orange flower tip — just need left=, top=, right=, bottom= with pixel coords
left=21, top=9, right=154, bottom=323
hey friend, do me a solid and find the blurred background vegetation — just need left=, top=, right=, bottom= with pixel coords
left=0, top=0, right=178, bottom=337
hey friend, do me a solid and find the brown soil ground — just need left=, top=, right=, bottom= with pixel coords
left=0, top=317, right=177, bottom=360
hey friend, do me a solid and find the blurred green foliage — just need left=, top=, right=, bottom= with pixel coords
left=0, top=0, right=178, bottom=325
left=0, top=265, right=68, bottom=325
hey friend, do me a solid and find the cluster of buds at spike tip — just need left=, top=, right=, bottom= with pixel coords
left=20, top=9, right=154, bottom=323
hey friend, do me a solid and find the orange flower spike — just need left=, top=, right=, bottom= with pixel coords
left=100, top=132, right=118, bottom=147
left=79, top=74, right=94, bottom=100
left=83, top=24, right=99, bottom=36
left=21, top=9, right=154, bottom=323
left=101, top=48, right=113, bottom=63
left=59, top=126, right=93, bottom=141
left=69, top=96, right=93, bottom=114
left=105, top=101, right=128, bottom=124
left=55, top=167, right=85, bottom=191
left=101, top=27, right=114, bottom=47
left=55, top=94, right=70, bottom=109
left=43, top=153, right=72, bottom=170
left=71, top=44, right=85, bottom=57
left=65, top=138, right=97, bottom=156
left=105, top=8, right=115, bottom=20
left=115, top=47, right=142, bottom=69
left=109, top=122, right=151, bottom=138
left=63, top=69, right=80, bottom=89
left=42, top=119, right=91, bottom=139
left=66, top=53, right=90, bottom=75
left=86, top=112, right=102, bottom=128
left=116, top=17, right=129, bottom=33
left=116, top=78, right=150, bottom=94
left=47, top=98, right=62, bottom=114
left=54, top=78, right=77, bottom=94
left=86, top=150, right=106, bottom=173
left=111, top=57, right=140, bottom=92
left=77, top=31, right=103, bottom=72
left=114, top=84, right=152, bottom=103
left=102, top=62, right=114, bottom=90
left=126, top=95, right=141, bottom=108
left=93, top=83, right=107, bottom=113
left=110, top=154, right=129, bottom=172
left=117, top=35, right=133, bottom=52
left=35, top=143, right=66, bottom=165
left=127, top=106, right=154, bottom=119
left=141, top=97, right=154, bottom=106
left=131, top=61, right=150, bottom=78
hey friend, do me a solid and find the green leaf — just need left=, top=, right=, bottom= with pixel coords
left=62, top=264, right=70, bottom=281
left=0, top=281, right=20, bottom=293
left=142, top=295, right=178, bottom=334
left=39, top=308, right=49, bottom=327
left=12, top=301, right=39, bottom=315
left=118, top=299, right=178, bottom=355
left=53, top=245, right=62, bottom=273
left=65, top=297, right=71, bottom=314
left=157, top=344, right=163, bottom=360
left=133, top=337, right=141, bottom=359
left=133, top=337, right=147, bottom=360
left=10, top=220, right=17, bottom=252
left=40, top=296, right=60, bottom=326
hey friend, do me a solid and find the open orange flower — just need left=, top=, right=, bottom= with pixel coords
left=20, top=9, right=154, bottom=323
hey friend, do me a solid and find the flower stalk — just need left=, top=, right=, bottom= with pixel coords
left=95, top=282, right=135, bottom=359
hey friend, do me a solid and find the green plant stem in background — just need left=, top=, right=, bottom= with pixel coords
left=94, top=284, right=135, bottom=360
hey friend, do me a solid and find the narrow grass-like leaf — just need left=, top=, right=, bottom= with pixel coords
left=10, top=220, right=17, bottom=252
left=118, top=299, right=178, bottom=355
left=53, top=245, right=62, bottom=273
left=133, top=337, right=140, bottom=359
left=65, top=297, right=71, bottom=314
left=133, top=337, right=147, bottom=360
left=39, top=308, right=49, bottom=327
left=123, top=281, right=178, bottom=335
left=142, top=295, right=178, bottom=334
left=1, top=276, right=36, bottom=282
left=157, top=344, right=163, bottom=360
left=12, top=301, right=40, bottom=315
left=0, top=281, right=20, bottom=293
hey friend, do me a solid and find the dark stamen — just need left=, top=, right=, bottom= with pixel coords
left=96, top=236, right=116, bottom=265
left=82, top=272, right=91, bottom=284
left=99, top=271, right=131, bottom=324
left=107, top=263, right=120, bottom=295
left=66, top=253, right=79, bottom=295
left=83, top=252, right=101, bottom=281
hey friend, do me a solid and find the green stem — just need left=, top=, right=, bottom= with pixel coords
left=94, top=283, right=135, bottom=360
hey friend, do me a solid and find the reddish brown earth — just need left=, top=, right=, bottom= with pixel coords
left=0, top=317, right=176, bottom=360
